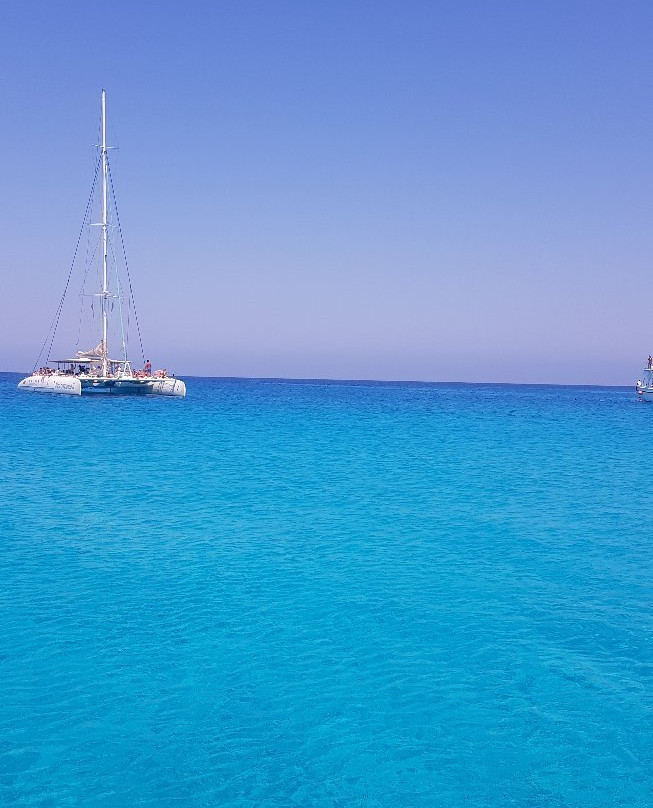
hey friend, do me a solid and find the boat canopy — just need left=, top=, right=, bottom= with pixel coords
left=52, top=357, right=128, bottom=365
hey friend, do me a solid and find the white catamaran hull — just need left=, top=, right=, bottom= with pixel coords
left=80, top=377, right=186, bottom=396
left=18, top=375, right=186, bottom=397
left=18, top=375, right=82, bottom=395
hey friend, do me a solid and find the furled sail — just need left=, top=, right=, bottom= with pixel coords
left=75, top=340, right=106, bottom=360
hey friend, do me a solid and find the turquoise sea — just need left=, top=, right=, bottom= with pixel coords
left=0, top=372, right=651, bottom=807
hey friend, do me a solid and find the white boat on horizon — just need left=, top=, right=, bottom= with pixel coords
left=18, top=91, right=186, bottom=397
left=636, top=358, right=653, bottom=401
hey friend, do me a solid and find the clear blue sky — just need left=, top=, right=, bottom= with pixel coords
left=1, top=0, right=652, bottom=383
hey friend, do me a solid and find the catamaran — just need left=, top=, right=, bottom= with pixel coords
left=18, top=91, right=186, bottom=397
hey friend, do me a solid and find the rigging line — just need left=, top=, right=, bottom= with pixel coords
left=107, top=185, right=129, bottom=358
left=80, top=176, right=96, bottom=295
left=107, top=224, right=128, bottom=360
left=75, top=239, right=101, bottom=346
left=34, top=154, right=102, bottom=370
left=78, top=204, right=92, bottom=347
left=107, top=159, right=145, bottom=365
left=45, top=154, right=102, bottom=364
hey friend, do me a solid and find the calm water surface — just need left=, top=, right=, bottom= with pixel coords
left=0, top=373, right=651, bottom=806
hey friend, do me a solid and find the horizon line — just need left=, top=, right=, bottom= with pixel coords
left=0, top=369, right=634, bottom=390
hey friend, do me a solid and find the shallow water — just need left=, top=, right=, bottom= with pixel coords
left=0, top=373, right=651, bottom=806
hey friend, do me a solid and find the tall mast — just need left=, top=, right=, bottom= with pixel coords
left=101, top=89, right=108, bottom=377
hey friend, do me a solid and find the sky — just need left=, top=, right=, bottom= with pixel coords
left=1, top=0, right=652, bottom=384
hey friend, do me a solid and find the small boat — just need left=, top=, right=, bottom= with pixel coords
left=18, top=91, right=186, bottom=397
left=636, top=358, right=653, bottom=401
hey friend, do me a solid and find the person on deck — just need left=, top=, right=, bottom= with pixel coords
left=145, top=359, right=152, bottom=375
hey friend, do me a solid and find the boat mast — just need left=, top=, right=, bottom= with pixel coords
left=101, top=89, right=109, bottom=377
